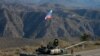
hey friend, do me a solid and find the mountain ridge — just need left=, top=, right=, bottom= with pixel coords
left=0, top=3, right=100, bottom=40
left=2, top=0, right=100, bottom=9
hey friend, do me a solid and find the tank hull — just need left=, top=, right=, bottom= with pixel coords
left=20, top=53, right=72, bottom=56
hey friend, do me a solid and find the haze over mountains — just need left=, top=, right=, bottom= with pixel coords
left=2, top=0, right=100, bottom=9
left=0, top=0, right=100, bottom=40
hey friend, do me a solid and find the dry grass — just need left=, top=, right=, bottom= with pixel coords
left=0, top=46, right=39, bottom=56
left=0, top=39, right=70, bottom=56
left=70, top=41, right=100, bottom=52
left=0, top=40, right=100, bottom=56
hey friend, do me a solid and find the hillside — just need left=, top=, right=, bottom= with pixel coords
left=0, top=3, right=100, bottom=40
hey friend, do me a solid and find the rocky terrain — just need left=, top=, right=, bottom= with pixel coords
left=0, top=0, right=100, bottom=56
left=0, top=3, right=100, bottom=39
left=0, top=0, right=100, bottom=49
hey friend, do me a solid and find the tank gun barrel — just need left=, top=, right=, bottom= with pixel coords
left=65, top=41, right=86, bottom=49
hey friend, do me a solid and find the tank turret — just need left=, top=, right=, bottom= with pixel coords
left=36, top=39, right=63, bottom=55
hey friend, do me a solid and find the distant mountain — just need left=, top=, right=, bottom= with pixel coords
left=39, top=0, right=100, bottom=9
left=0, top=3, right=100, bottom=40
left=2, top=0, right=100, bottom=9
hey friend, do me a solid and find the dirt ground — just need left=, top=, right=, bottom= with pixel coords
left=0, top=41, right=100, bottom=56
left=74, top=48, right=100, bottom=56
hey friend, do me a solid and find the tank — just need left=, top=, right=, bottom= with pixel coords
left=20, top=39, right=72, bottom=56
left=36, top=39, right=66, bottom=55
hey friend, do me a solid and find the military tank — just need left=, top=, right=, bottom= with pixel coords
left=36, top=39, right=64, bottom=55
left=20, top=39, right=72, bottom=56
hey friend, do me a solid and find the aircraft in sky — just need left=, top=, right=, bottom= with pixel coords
left=45, top=10, right=53, bottom=20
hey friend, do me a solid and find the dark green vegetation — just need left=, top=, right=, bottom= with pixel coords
left=80, top=33, right=91, bottom=41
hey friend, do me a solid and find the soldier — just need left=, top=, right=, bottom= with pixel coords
left=53, top=39, right=59, bottom=48
left=47, top=42, right=53, bottom=49
left=47, top=39, right=59, bottom=49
